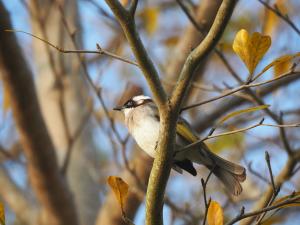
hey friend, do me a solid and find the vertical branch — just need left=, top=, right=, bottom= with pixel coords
left=106, top=1, right=237, bottom=224
left=105, top=0, right=167, bottom=108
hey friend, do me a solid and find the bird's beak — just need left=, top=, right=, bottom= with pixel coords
left=113, top=106, right=123, bottom=111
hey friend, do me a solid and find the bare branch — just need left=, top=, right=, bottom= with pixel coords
left=257, top=0, right=300, bottom=36
left=4, top=30, right=139, bottom=67
left=175, top=0, right=206, bottom=33
left=180, top=120, right=299, bottom=154
left=194, top=63, right=300, bottom=133
left=279, top=113, right=293, bottom=155
left=201, top=168, right=214, bottom=225
left=239, top=155, right=299, bottom=225
left=165, top=0, right=223, bottom=95
left=181, top=71, right=300, bottom=111
left=227, top=195, right=300, bottom=225
left=265, top=151, right=277, bottom=194
left=129, top=0, right=139, bottom=17
left=171, top=0, right=237, bottom=109
left=105, top=0, right=167, bottom=107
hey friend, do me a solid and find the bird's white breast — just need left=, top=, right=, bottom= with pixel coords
left=125, top=105, right=160, bottom=158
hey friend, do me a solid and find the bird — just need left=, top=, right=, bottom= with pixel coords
left=114, top=95, right=246, bottom=195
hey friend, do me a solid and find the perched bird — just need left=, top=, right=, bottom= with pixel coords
left=114, top=95, right=246, bottom=195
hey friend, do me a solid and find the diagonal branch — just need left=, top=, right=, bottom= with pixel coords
left=257, top=0, right=300, bottom=36
left=181, top=71, right=299, bottom=111
left=227, top=195, right=300, bottom=225
left=171, top=0, right=238, bottom=110
left=105, top=0, right=167, bottom=108
left=194, top=72, right=300, bottom=133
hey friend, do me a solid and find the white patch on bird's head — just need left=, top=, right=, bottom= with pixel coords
left=121, top=95, right=152, bottom=118
left=132, top=95, right=152, bottom=105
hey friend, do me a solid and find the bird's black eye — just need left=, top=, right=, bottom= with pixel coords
left=124, top=99, right=135, bottom=108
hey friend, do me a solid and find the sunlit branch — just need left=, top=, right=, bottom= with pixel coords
left=226, top=195, right=300, bottom=225
left=171, top=0, right=237, bottom=110
left=181, top=71, right=299, bottom=111
left=179, top=119, right=300, bottom=153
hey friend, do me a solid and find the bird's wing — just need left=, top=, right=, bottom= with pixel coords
left=152, top=108, right=198, bottom=144
left=176, top=118, right=199, bottom=144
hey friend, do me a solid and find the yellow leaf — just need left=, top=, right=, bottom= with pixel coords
left=0, top=202, right=5, bottom=225
left=218, top=105, right=269, bottom=124
left=255, top=52, right=300, bottom=79
left=274, top=59, right=291, bottom=78
left=107, top=176, right=129, bottom=214
left=272, top=192, right=300, bottom=209
left=233, top=29, right=271, bottom=74
left=263, top=0, right=287, bottom=35
left=207, top=201, right=224, bottom=225
left=140, top=7, right=159, bottom=35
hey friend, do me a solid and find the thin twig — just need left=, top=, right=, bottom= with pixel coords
left=202, top=198, right=211, bottom=225
left=257, top=0, right=300, bottom=36
left=129, top=0, right=139, bottom=17
left=179, top=120, right=299, bottom=153
left=279, top=112, right=293, bottom=155
left=199, top=167, right=216, bottom=225
left=254, top=152, right=282, bottom=223
left=226, top=195, right=300, bottom=225
left=265, top=151, right=276, bottom=193
left=4, top=30, right=139, bottom=67
left=175, top=0, right=206, bottom=34
left=181, top=71, right=299, bottom=111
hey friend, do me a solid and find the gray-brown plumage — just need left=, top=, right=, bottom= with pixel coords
left=114, top=95, right=246, bottom=195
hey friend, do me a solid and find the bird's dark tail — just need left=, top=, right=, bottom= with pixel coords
left=188, top=143, right=246, bottom=195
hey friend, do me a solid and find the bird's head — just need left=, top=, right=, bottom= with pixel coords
left=113, top=95, right=153, bottom=116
